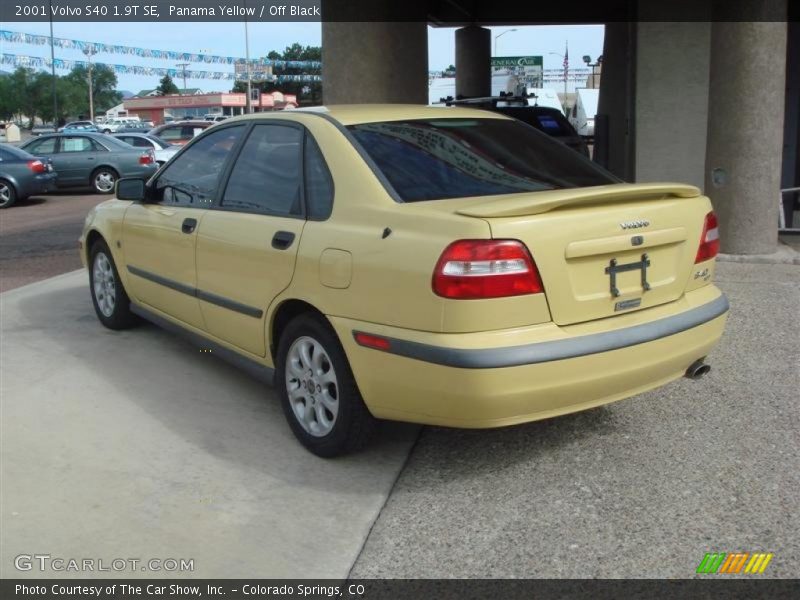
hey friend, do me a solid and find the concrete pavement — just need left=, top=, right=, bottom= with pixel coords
left=0, top=271, right=418, bottom=578
left=350, top=262, right=799, bottom=578
left=1, top=262, right=797, bottom=579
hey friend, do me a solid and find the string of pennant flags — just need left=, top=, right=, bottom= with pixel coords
left=0, top=53, right=322, bottom=82
left=0, top=30, right=322, bottom=69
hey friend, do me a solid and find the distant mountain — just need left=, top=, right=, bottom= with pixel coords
left=118, top=90, right=135, bottom=99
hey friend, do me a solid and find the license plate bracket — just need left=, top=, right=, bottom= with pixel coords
left=605, top=253, right=651, bottom=298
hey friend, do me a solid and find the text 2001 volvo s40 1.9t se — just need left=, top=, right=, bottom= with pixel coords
left=79, top=105, right=728, bottom=457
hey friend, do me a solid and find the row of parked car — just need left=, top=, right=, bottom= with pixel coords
left=0, top=121, right=215, bottom=208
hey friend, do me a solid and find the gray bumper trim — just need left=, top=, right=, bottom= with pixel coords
left=353, top=294, right=729, bottom=369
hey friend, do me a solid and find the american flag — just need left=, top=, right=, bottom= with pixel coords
left=563, top=41, right=569, bottom=81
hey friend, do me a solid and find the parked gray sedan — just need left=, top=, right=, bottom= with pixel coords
left=20, top=133, right=158, bottom=194
left=0, top=143, right=58, bottom=208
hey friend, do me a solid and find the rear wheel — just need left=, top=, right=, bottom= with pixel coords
left=0, top=179, right=17, bottom=209
left=276, top=314, right=376, bottom=457
left=91, top=167, right=118, bottom=194
left=89, top=240, right=137, bottom=330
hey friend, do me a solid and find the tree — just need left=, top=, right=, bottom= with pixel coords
left=156, top=74, right=180, bottom=96
left=63, top=64, right=121, bottom=116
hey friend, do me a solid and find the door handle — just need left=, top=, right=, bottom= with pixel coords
left=272, top=230, right=295, bottom=250
left=181, top=218, right=198, bottom=234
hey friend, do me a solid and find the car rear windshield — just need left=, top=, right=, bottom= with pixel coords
left=347, top=118, right=617, bottom=202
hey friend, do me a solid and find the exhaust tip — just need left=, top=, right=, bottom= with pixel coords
left=685, top=360, right=711, bottom=380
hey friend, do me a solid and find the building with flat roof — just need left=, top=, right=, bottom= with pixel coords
left=122, top=91, right=297, bottom=124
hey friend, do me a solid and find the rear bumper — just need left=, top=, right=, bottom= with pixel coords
left=17, top=172, right=57, bottom=198
left=330, top=285, right=728, bottom=428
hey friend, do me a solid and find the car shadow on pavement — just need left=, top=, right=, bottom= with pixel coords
left=16, top=281, right=420, bottom=495
left=11, top=195, right=48, bottom=207
left=413, top=405, right=621, bottom=479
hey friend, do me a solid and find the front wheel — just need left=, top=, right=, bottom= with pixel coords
left=91, top=167, right=118, bottom=194
left=275, top=314, right=376, bottom=457
left=89, top=240, right=137, bottom=330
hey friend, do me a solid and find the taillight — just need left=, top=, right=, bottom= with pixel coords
left=138, top=151, right=155, bottom=165
left=433, top=239, right=543, bottom=299
left=695, top=211, right=720, bottom=263
left=27, top=159, right=46, bottom=174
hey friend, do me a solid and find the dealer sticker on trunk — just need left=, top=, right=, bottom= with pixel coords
left=615, top=298, right=642, bottom=312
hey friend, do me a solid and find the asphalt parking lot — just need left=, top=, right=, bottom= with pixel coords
left=1, top=192, right=798, bottom=579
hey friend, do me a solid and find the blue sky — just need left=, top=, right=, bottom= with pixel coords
left=1, top=22, right=603, bottom=94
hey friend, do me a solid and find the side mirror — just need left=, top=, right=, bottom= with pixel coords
left=116, top=177, right=146, bottom=201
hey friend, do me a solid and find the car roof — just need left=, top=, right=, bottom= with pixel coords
left=221, top=104, right=512, bottom=127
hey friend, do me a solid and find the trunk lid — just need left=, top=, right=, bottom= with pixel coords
left=457, top=183, right=709, bottom=326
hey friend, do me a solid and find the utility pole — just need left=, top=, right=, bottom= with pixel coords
left=48, top=0, right=57, bottom=125
left=175, top=63, right=189, bottom=93
left=83, top=46, right=97, bottom=121
left=244, top=0, right=253, bottom=114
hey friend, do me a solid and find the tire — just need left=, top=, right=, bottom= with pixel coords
left=275, top=314, right=376, bottom=457
left=89, top=239, right=138, bottom=330
left=91, top=167, right=118, bottom=194
left=0, top=179, right=17, bottom=209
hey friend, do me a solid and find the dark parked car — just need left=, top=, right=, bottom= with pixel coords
left=494, top=106, right=590, bottom=157
left=19, top=133, right=158, bottom=194
left=149, top=121, right=213, bottom=145
left=442, top=96, right=589, bottom=157
left=0, top=143, right=57, bottom=208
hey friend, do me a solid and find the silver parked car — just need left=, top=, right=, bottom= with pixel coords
left=19, top=133, right=158, bottom=193
left=111, top=132, right=180, bottom=166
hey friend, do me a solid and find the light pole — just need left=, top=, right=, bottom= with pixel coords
left=83, top=46, right=97, bottom=122
left=244, top=0, right=253, bottom=114
left=549, top=51, right=568, bottom=111
left=493, top=28, right=518, bottom=56
left=175, top=63, right=189, bottom=93
left=48, top=0, right=57, bottom=125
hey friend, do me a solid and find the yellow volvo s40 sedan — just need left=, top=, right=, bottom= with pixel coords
left=79, top=105, right=728, bottom=457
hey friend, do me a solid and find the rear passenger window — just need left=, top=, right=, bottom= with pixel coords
left=26, top=137, right=57, bottom=154
left=304, top=133, right=333, bottom=220
left=222, top=124, right=303, bottom=216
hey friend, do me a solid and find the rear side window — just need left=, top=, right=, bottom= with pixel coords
left=25, top=137, right=57, bottom=154
left=221, top=124, right=303, bottom=216
left=347, top=119, right=617, bottom=202
left=304, top=133, right=333, bottom=220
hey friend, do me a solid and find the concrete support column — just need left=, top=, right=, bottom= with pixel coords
left=596, top=22, right=636, bottom=180
left=705, top=1, right=787, bottom=254
left=322, top=22, right=428, bottom=104
left=455, top=26, right=491, bottom=99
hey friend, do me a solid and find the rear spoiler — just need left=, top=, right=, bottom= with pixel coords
left=454, top=183, right=701, bottom=218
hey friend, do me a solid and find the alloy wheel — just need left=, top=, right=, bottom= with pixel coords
left=92, top=252, right=116, bottom=317
left=285, top=336, right=339, bottom=437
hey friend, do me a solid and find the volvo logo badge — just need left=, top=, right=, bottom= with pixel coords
left=620, top=219, right=650, bottom=230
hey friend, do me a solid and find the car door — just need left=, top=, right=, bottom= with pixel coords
left=122, top=124, right=247, bottom=329
left=194, top=123, right=328, bottom=357
left=57, top=135, right=105, bottom=185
